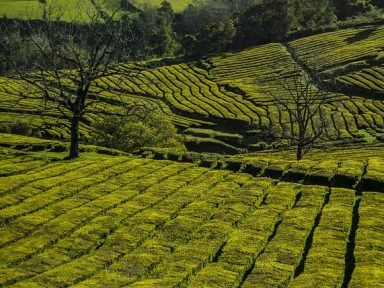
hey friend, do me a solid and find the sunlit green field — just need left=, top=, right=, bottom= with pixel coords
left=0, top=0, right=193, bottom=20
left=0, top=0, right=99, bottom=21
left=0, top=138, right=383, bottom=287
left=1, top=16, right=384, bottom=287
left=0, top=0, right=40, bottom=19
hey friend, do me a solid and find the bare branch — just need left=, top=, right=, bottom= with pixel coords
left=270, top=66, right=333, bottom=160
left=1, top=0, right=135, bottom=159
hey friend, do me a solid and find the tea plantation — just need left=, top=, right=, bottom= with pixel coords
left=0, top=139, right=383, bottom=287
left=1, top=15, right=384, bottom=288
left=2, top=23, right=384, bottom=152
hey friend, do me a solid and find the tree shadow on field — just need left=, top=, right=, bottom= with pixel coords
left=346, top=28, right=376, bottom=44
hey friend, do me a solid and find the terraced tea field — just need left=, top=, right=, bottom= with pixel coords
left=336, top=65, right=384, bottom=96
left=2, top=7, right=384, bottom=288
left=289, top=25, right=384, bottom=77
left=289, top=24, right=384, bottom=101
left=2, top=23, right=384, bottom=152
left=205, top=25, right=384, bottom=145
left=0, top=143, right=383, bottom=287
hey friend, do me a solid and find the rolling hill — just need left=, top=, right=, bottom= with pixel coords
left=1, top=23, right=384, bottom=152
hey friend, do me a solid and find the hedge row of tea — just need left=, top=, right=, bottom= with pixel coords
left=0, top=147, right=383, bottom=287
left=336, top=65, right=384, bottom=94
left=207, top=29, right=384, bottom=143
left=142, top=145, right=384, bottom=192
left=2, top=133, right=384, bottom=192
left=0, top=134, right=127, bottom=162
left=289, top=24, right=384, bottom=103
left=289, top=25, right=384, bottom=76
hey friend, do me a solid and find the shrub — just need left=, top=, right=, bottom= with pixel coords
left=0, top=123, right=11, bottom=134
left=0, top=121, right=38, bottom=137
left=92, top=111, right=185, bottom=153
left=253, top=141, right=268, bottom=150
left=10, top=121, right=33, bottom=136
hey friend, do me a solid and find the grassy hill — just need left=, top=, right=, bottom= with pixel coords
left=0, top=0, right=193, bottom=20
left=0, top=0, right=98, bottom=21
left=0, top=135, right=383, bottom=287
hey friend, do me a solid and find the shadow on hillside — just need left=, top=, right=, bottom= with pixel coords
left=346, top=28, right=376, bottom=44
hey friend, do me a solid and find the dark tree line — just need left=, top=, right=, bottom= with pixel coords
left=129, top=0, right=381, bottom=57
left=0, top=0, right=382, bottom=68
left=178, top=0, right=381, bottom=55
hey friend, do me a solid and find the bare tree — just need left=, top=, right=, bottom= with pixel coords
left=1, top=0, right=133, bottom=159
left=271, top=71, right=333, bottom=160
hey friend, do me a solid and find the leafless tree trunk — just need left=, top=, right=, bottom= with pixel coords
left=1, top=0, right=134, bottom=159
left=271, top=70, right=333, bottom=160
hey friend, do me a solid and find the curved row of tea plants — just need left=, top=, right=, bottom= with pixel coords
left=1, top=24, right=384, bottom=149
left=206, top=39, right=384, bottom=144
left=289, top=24, right=384, bottom=76
left=336, top=65, right=384, bottom=94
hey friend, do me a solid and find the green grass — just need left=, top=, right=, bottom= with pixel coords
left=0, top=0, right=194, bottom=20
left=0, top=0, right=41, bottom=19
left=0, top=0, right=99, bottom=21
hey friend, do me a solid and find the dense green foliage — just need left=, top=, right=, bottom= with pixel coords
left=1, top=0, right=383, bottom=61
left=92, top=111, right=185, bottom=152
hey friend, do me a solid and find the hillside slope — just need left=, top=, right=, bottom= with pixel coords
left=1, top=23, right=384, bottom=152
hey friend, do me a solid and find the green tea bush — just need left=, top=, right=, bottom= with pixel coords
left=0, top=123, right=11, bottom=134
left=0, top=121, right=39, bottom=137
left=92, top=111, right=185, bottom=153
left=10, top=121, right=33, bottom=136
